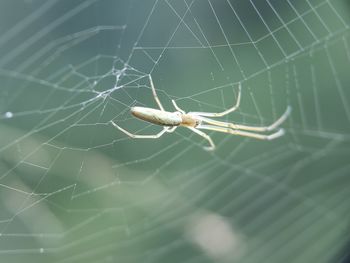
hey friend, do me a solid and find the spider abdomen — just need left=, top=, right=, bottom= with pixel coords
left=131, top=106, right=182, bottom=126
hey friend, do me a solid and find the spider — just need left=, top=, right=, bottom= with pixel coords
left=111, top=74, right=291, bottom=151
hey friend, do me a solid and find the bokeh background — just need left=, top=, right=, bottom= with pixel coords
left=0, top=0, right=349, bottom=262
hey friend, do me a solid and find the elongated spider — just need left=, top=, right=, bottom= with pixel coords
left=111, top=75, right=291, bottom=150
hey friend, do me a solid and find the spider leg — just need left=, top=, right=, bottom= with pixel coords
left=197, top=124, right=285, bottom=140
left=111, top=121, right=169, bottom=139
left=166, top=126, right=178, bottom=133
left=198, top=106, right=291, bottom=132
left=188, top=83, right=241, bottom=117
left=187, top=127, right=215, bottom=151
left=149, top=74, right=165, bottom=111
left=171, top=100, right=185, bottom=114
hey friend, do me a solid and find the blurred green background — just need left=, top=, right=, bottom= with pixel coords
left=0, top=0, right=349, bottom=262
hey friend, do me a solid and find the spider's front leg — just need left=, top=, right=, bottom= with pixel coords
left=198, top=124, right=285, bottom=141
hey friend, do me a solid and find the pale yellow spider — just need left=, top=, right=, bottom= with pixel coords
left=111, top=75, right=291, bottom=151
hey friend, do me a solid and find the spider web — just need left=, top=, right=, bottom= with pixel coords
left=0, top=0, right=349, bottom=262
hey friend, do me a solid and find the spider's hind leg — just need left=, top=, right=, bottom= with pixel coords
left=149, top=74, right=165, bottom=111
left=171, top=100, right=185, bottom=114
left=111, top=121, right=169, bottom=139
